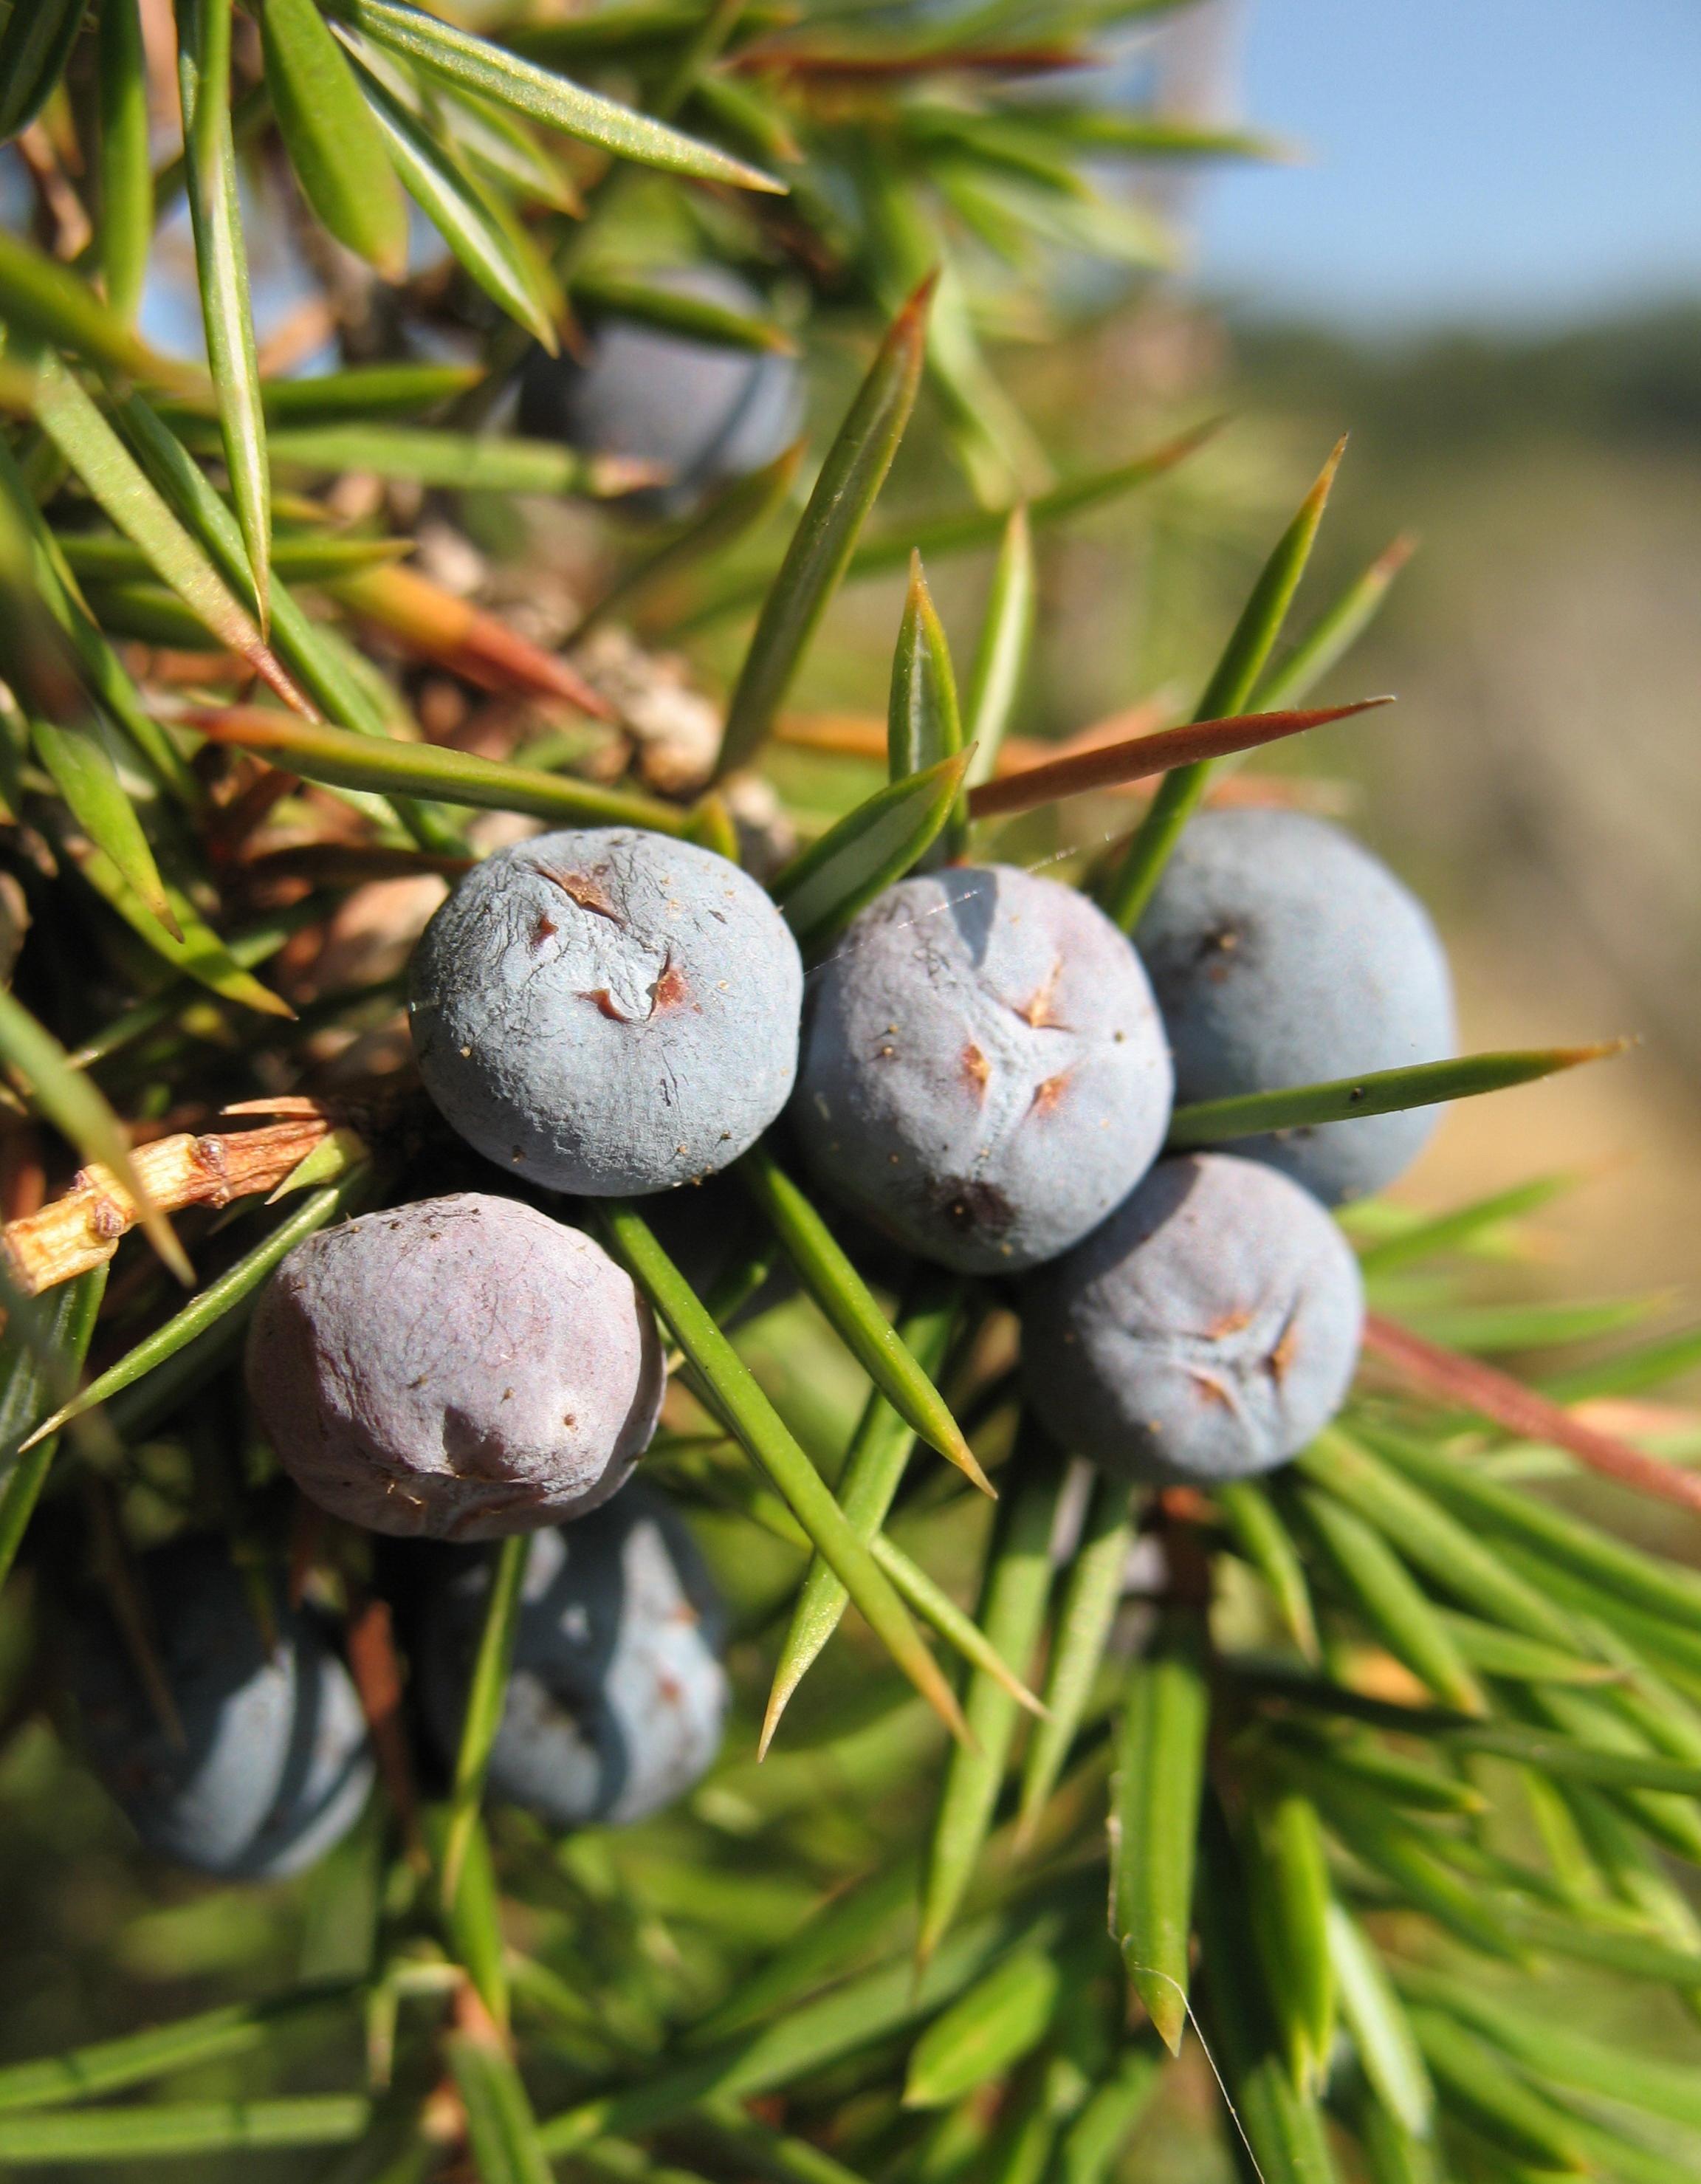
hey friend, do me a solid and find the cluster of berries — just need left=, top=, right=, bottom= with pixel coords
left=75, top=796, right=1452, bottom=1881
left=69, top=306, right=1454, bottom=1881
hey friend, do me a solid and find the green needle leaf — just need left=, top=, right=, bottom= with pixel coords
left=597, top=1202, right=970, bottom=1745
left=1298, top=1429, right=1575, bottom=1646
left=541, top=1903, right=1075, bottom=2157
left=443, top=83, right=583, bottom=212
left=1113, top=1607, right=1209, bottom=2056
left=1393, top=1965, right=1701, bottom=2133
left=575, top=439, right=803, bottom=641
left=0, top=476, right=179, bottom=932
left=1193, top=1812, right=1341, bottom=2184
left=447, top=2030, right=556, bottom=2184
left=0, top=1268, right=106, bottom=1596
left=1166, top=1043, right=1625, bottom=1150
left=670, top=1449, right=1035, bottom=1711
left=1406, top=2009, right=1589, bottom=2174
left=1544, top=1319, right=1701, bottom=1404
left=28, top=710, right=181, bottom=943
left=1102, top=436, right=1346, bottom=931
left=1350, top=2085, right=1437, bottom=2184
left=685, top=1859, right=921, bottom=2050
left=1326, top=1904, right=1434, bottom=2140
left=0, top=1, right=89, bottom=143
left=1055, top=2050, right=1163, bottom=2184
left=95, top=0, right=154, bottom=326
left=0, top=1985, right=356, bottom=2115
left=262, top=0, right=410, bottom=280
left=18, top=1180, right=363, bottom=1453
left=255, top=362, right=483, bottom=419
left=769, top=748, right=972, bottom=951
left=261, top=422, right=618, bottom=492
left=737, top=1144, right=989, bottom=1495
left=887, top=552, right=965, bottom=864
left=0, top=989, right=190, bottom=1283
left=185, top=703, right=684, bottom=831
left=716, top=277, right=934, bottom=777
left=441, top=1534, right=529, bottom=1911
left=32, top=356, right=298, bottom=704
left=1273, top=1723, right=1485, bottom=1817
left=76, top=845, right=261, bottom=1011
left=1216, top=1478, right=1319, bottom=1661
left=1355, top=1171, right=1573, bottom=1278
left=1434, top=1611, right=1618, bottom=1688
left=0, top=230, right=185, bottom=386
left=0, top=450, right=199, bottom=806
left=761, top=1279, right=961, bottom=1750
left=1368, top=1429, right=1701, bottom=1641
left=113, top=392, right=463, bottom=852
left=903, top=1948, right=1062, bottom=2108
left=575, top=268, right=797, bottom=353
left=335, top=0, right=783, bottom=192
left=1014, top=1473, right=1134, bottom=1843
left=963, top=505, right=1034, bottom=792
left=178, top=0, right=272, bottom=627
left=348, top=49, right=563, bottom=351
left=430, top=1808, right=509, bottom=2030
left=1302, top=1779, right=1530, bottom=1964
left=1254, top=535, right=1415, bottom=711
left=683, top=420, right=1222, bottom=632
left=59, top=532, right=411, bottom=586
left=1245, top=1789, right=1336, bottom=2095
left=1292, top=1485, right=1486, bottom=1715
left=0, top=2098, right=371, bottom=2163
left=918, top=1443, right=1062, bottom=1961
left=873, top=1534, right=1048, bottom=1725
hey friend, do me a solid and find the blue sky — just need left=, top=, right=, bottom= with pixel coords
left=1189, top=0, right=1701, bottom=329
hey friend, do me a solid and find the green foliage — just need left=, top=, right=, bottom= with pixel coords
left=0, top=9, right=1689, bottom=2184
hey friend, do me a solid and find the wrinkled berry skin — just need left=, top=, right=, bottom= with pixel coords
left=416, top=1483, right=729, bottom=1830
left=1020, top=1153, right=1363, bottom=1484
left=69, top=1537, right=374, bottom=1881
left=410, top=828, right=803, bottom=1195
left=248, top=1195, right=663, bottom=1541
left=518, top=267, right=801, bottom=517
left=790, top=865, right=1173, bottom=1274
left=1135, top=809, right=1456, bottom=1204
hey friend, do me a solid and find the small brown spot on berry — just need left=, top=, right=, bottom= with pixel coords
left=1030, top=1068, right=1073, bottom=1116
left=532, top=914, right=558, bottom=946
left=651, top=955, right=694, bottom=1012
left=961, top=1043, right=991, bottom=1099
left=532, top=864, right=622, bottom=921
left=1187, top=1369, right=1233, bottom=1409
left=1014, top=958, right=1067, bottom=1029
left=1266, top=1316, right=1301, bottom=1385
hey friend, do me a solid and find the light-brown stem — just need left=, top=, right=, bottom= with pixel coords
left=0, top=1119, right=331, bottom=1297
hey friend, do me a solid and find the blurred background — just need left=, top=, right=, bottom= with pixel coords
left=1175, top=0, right=1701, bottom=1299
left=798, top=0, right=1701, bottom=1301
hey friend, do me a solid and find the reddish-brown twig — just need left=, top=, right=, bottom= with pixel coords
left=1362, top=1311, right=1701, bottom=1517
left=967, top=699, right=1390, bottom=821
